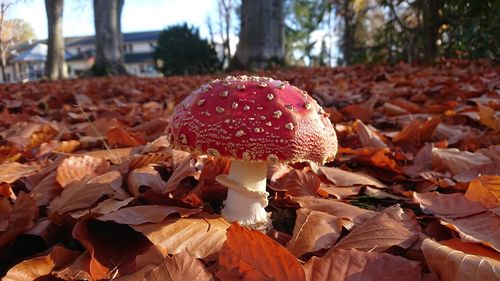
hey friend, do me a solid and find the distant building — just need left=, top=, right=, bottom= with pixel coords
left=1, top=30, right=162, bottom=83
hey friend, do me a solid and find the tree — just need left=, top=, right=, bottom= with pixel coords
left=153, top=23, right=220, bottom=76
left=217, top=0, right=233, bottom=68
left=45, top=0, right=67, bottom=80
left=231, top=0, right=285, bottom=70
left=90, top=0, right=127, bottom=76
left=0, top=2, right=35, bottom=81
left=285, top=0, right=330, bottom=66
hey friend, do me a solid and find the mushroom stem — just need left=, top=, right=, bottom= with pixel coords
left=216, top=159, right=269, bottom=229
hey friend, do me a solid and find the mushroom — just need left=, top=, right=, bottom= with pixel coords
left=169, top=76, right=337, bottom=230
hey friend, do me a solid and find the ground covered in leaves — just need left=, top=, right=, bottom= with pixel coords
left=0, top=60, right=499, bottom=281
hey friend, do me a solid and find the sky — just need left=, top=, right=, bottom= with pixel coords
left=6, top=0, right=220, bottom=39
left=6, top=0, right=338, bottom=65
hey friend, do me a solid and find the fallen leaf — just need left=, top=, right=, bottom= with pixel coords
left=144, top=250, right=213, bottom=281
left=352, top=119, right=387, bottom=148
left=273, top=169, right=321, bottom=197
left=132, top=214, right=229, bottom=261
left=286, top=209, right=342, bottom=257
left=317, top=183, right=362, bottom=199
left=421, top=238, right=500, bottom=281
left=70, top=197, right=134, bottom=219
left=0, top=192, right=38, bottom=249
left=48, top=171, right=129, bottom=222
left=292, top=196, right=375, bottom=228
left=441, top=211, right=500, bottom=251
left=73, top=219, right=164, bottom=280
left=465, top=175, right=500, bottom=209
left=413, top=192, right=487, bottom=218
left=97, top=205, right=200, bottom=225
left=318, top=166, right=386, bottom=187
left=56, top=155, right=110, bottom=187
left=107, top=126, right=145, bottom=147
left=2, top=246, right=81, bottom=281
left=127, top=164, right=167, bottom=196
left=304, top=248, right=421, bottom=281
left=331, top=205, right=420, bottom=252
left=0, top=162, right=39, bottom=184
left=478, top=104, right=500, bottom=132
left=431, top=147, right=493, bottom=175
left=216, top=223, right=305, bottom=281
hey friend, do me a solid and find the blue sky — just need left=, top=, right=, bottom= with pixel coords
left=7, top=0, right=220, bottom=39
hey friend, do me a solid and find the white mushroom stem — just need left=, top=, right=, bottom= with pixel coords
left=215, top=159, right=269, bottom=229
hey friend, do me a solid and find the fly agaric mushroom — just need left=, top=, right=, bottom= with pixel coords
left=169, top=76, right=337, bottom=230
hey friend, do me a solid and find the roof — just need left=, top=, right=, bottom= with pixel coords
left=9, top=43, right=47, bottom=63
left=66, top=30, right=161, bottom=47
left=67, top=50, right=154, bottom=64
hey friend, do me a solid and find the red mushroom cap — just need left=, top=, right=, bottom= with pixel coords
left=169, top=76, right=337, bottom=164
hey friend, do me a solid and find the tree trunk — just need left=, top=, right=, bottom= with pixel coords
left=230, top=0, right=285, bottom=70
left=45, top=0, right=68, bottom=80
left=341, top=0, right=355, bottom=65
left=421, top=0, right=443, bottom=63
left=91, top=0, right=127, bottom=76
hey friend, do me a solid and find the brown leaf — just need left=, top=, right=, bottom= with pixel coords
left=303, top=248, right=421, bottom=281
left=216, top=223, right=305, bottom=281
left=317, top=183, right=362, bottom=199
left=331, top=205, right=420, bottom=252
left=48, top=171, right=129, bottom=222
left=413, top=192, right=487, bottom=218
left=127, top=164, right=167, bottom=196
left=392, top=118, right=440, bottom=144
left=106, top=126, right=145, bottom=147
left=352, top=119, right=387, bottom=148
left=431, top=147, right=493, bottom=175
left=292, top=196, right=375, bottom=228
left=273, top=169, right=320, bottom=196
left=97, top=205, right=200, bottom=225
left=132, top=214, right=230, bottom=261
left=0, top=162, right=39, bottom=184
left=144, top=250, right=214, bottom=281
left=163, top=156, right=201, bottom=193
left=465, top=175, right=500, bottom=209
left=73, top=219, right=164, bottom=280
left=0, top=192, right=38, bottom=249
left=70, top=197, right=134, bottom=220
left=2, top=246, right=81, bottom=281
left=286, top=209, right=342, bottom=257
left=478, top=104, right=500, bottom=131
left=317, top=166, right=386, bottom=187
left=422, top=238, right=500, bottom=281
left=441, top=211, right=500, bottom=251
left=56, top=155, right=110, bottom=187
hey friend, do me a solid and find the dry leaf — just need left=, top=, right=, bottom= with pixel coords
left=73, top=219, right=164, bottom=280
left=413, top=192, right=487, bottom=218
left=431, top=147, right=493, bottom=175
left=304, top=248, right=421, bottom=281
left=144, top=250, right=213, bottom=281
left=318, top=166, right=386, bottom=187
left=331, top=205, right=420, bottom=252
left=292, top=196, right=375, bottom=227
left=441, top=211, right=500, bottom=251
left=0, top=192, right=38, bottom=249
left=286, top=209, right=342, bottom=257
left=422, top=238, right=500, bottom=281
left=127, top=164, right=167, bottom=196
left=132, top=214, right=230, bottom=261
left=352, top=119, right=387, bottom=148
left=56, top=155, right=110, bottom=187
left=465, top=175, right=500, bottom=209
left=216, top=223, right=305, bottom=281
left=272, top=169, right=321, bottom=196
left=97, top=205, right=200, bottom=225
left=2, top=246, right=81, bottom=281
left=0, top=162, right=39, bottom=184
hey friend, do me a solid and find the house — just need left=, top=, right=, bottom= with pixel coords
left=1, top=30, right=162, bottom=83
